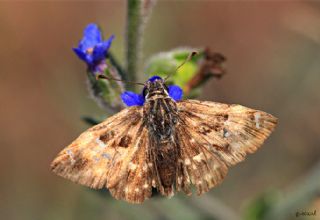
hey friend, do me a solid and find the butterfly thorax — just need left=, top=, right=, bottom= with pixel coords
left=143, top=80, right=178, bottom=140
left=142, top=79, right=179, bottom=195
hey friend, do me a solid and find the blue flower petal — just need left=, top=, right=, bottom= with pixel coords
left=79, top=24, right=102, bottom=51
left=92, top=43, right=107, bottom=62
left=148, top=76, right=162, bottom=82
left=73, top=48, right=88, bottom=62
left=168, top=85, right=183, bottom=101
left=92, top=35, right=114, bottom=62
left=102, top=35, right=114, bottom=50
left=121, top=91, right=145, bottom=107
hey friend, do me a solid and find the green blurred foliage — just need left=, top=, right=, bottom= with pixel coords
left=145, top=48, right=201, bottom=88
left=244, top=190, right=280, bottom=220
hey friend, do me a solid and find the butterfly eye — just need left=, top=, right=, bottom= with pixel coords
left=142, top=87, right=148, bottom=97
left=163, top=84, right=169, bottom=91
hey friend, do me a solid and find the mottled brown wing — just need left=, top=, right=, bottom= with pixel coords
left=108, top=129, right=154, bottom=203
left=51, top=106, right=154, bottom=203
left=175, top=99, right=277, bottom=195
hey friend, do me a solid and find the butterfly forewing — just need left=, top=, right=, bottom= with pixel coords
left=51, top=107, right=148, bottom=191
left=177, top=99, right=277, bottom=168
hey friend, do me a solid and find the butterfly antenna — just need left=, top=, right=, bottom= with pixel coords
left=96, top=74, right=145, bottom=86
left=164, top=51, right=198, bottom=81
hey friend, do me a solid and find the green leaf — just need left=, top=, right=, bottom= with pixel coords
left=145, top=48, right=201, bottom=90
left=145, top=48, right=225, bottom=98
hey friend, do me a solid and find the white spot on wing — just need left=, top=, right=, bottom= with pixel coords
left=232, top=143, right=241, bottom=149
left=101, top=153, right=111, bottom=159
left=254, top=112, right=261, bottom=129
left=192, top=164, right=197, bottom=170
left=66, top=149, right=73, bottom=157
left=223, top=128, right=230, bottom=138
left=143, top=183, right=149, bottom=189
left=142, top=163, right=148, bottom=171
left=66, top=149, right=75, bottom=164
left=185, top=158, right=191, bottom=165
left=193, top=153, right=204, bottom=162
left=213, top=163, right=221, bottom=169
left=152, top=179, right=156, bottom=187
left=128, top=162, right=137, bottom=171
left=93, top=155, right=100, bottom=162
left=95, top=138, right=106, bottom=148
left=177, top=176, right=182, bottom=184
left=205, top=174, right=212, bottom=180
left=168, top=190, right=174, bottom=198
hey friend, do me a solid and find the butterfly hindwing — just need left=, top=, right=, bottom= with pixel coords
left=174, top=126, right=228, bottom=195
left=176, top=99, right=277, bottom=193
left=108, top=128, right=155, bottom=203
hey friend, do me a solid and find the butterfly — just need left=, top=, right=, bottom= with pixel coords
left=51, top=75, right=277, bottom=204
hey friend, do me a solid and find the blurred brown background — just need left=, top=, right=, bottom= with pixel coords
left=1, top=1, right=320, bottom=220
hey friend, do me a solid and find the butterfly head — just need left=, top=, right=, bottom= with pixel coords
left=121, top=75, right=183, bottom=107
left=143, top=76, right=168, bottom=98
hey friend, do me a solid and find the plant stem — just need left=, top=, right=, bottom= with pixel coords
left=126, top=0, right=156, bottom=91
left=108, top=52, right=126, bottom=80
left=126, top=0, right=142, bottom=90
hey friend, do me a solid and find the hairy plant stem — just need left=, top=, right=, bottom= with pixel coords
left=126, top=0, right=156, bottom=91
left=108, top=52, right=126, bottom=80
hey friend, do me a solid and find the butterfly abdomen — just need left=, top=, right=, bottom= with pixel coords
left=156, top=141, right=177, bottom=196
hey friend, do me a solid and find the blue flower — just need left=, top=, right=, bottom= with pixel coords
left=121, top=76, right=183, bottom=107
left=73, top=23, right=114, bottom=72
left=121, top=91, right=145, bottom=107
left=168, top=85, right=183, bottom=101
left=148, top=75, right=162, bottom=82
